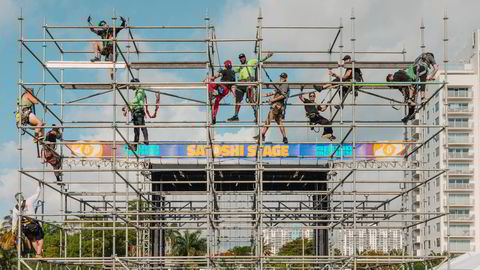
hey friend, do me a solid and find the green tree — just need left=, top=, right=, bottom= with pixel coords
left=170, top=230, right=207, bottom=256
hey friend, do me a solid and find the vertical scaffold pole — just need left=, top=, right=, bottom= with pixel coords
left=204, top=10, right=213, bottom=270
left=111, top=9, right=118, bottom=270
left=350, top=8, right=358, bottom=270
left=443, top=10, right=450, bottom=270
left=257, top=8, right=264, bottom=269
left=17, top=9, right=23, bottom=270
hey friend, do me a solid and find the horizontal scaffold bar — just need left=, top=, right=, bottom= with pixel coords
left=130, top=61, right=207, bottom=69
left=43, top=61, right=415, bottom=70
left=263, top=61, right=413, bottom=69
left=45, top=61, right=126, bottom=69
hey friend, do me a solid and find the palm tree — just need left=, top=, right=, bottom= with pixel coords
left=170, top=230, right=207, bottom=257
left=164, top=228, right=180, bottom=255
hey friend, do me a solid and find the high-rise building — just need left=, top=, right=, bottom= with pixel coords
left=337, top=228, right=404, bottom=256
left=262, top=227, right=313, bottom=255
left=408, top=29, right=480, bottom=256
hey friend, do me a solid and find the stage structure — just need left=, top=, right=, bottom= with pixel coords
left=14, top=8, right=451, bottom=270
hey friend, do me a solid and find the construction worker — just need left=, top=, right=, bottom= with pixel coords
left=42, top=125, right=62, bottom=182
left=386, top=70, right=416, bottom=123
left=314, top=55, right=363, bottom=109
left=87, top=16, right=126, bottom=62
left=228, top=52, right=274, bottom=122
left=16, top=88, right=44, bottom=142
left=299, top=87, right=336, bottom=141
left=11, top=183, right=44, bottom=258
left=207, top=60, right=236, bottom=124
left=410, top=52, right=439, bottom=104
left=253, top=72, right=289, bottom=144
left=123, top=78, right=149, bottom=151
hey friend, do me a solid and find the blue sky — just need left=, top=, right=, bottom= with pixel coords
left=1, top=0, right=480, bottom=217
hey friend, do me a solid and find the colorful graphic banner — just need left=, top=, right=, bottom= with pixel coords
left=66, top=141, right=409, bottom=160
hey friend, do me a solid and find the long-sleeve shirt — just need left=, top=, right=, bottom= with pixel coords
left=12, top=185, right=41, bottom=232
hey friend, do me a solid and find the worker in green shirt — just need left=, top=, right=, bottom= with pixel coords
left=123, top=78, right=149, bottom=150
left=227, top=52, right=274, bottom=122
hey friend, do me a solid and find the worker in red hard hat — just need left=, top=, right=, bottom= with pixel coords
left=205, top=60, right=236, bottom=124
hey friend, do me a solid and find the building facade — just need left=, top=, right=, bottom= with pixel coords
left=409, top=30, right=480, bottom=256
left=338, top=229, right=404, bottom=256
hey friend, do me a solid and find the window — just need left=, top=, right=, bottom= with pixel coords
left=427, top=110, right=430, bottom=120
left=436, top=223, right=440, bottom=232
left=435, top=162, right=440, bottom=169
left=448, top=118, right=469, bottom=128
left=448, top=133, right=470, bottom=144
left=427, top=153, right=430, bottom=163
left=448, top=87, right=470, bottom=98
left=448, top=148, right=470, bottom=158
left=435, top=177, right=440, bottom=187
left=450, top=208, right=470, bottom=220
left=435, top=102, right=439, bottom=112
left=436, top=192, right=440, bottom=202
left=448, top=103, right=469, bottom=112
left=449, top=239, right=471, bottom=252
left=436, top=238, right=440, bottom=247
left=448, top=194, right=470, bottom=205
left=435, top=117, right=439, bottom=125
left=450, top=224, right=470, bottom=236
left=448, top=179, right=470, bottom=189
left=448, top=163, right=471, bottom=173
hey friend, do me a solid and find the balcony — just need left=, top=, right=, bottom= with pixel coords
left=449, top=229, right=475, bottom=238
left=445, top=183, right=474, bottom=191
left=447, top=107, right=473, bottom=114
left=447, top=198, right=474, bottom=207
left=448, top=169, right=474, bottom=176
left=449, top=214, right=474, bottom=221
left=447, top=93, right=472, bottom=100
left=448, top=138, right=473, bottom=146
left=448, top=123, right=473, bottom=131
left=449, top=243, right=475, bottom=253
left=447, top=153, right=474, bottom=161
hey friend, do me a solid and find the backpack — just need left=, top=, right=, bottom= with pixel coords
left=414, top=52, right=435, bottom=67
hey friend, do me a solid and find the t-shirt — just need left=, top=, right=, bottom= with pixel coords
left=130, top=88, right=146, bottom=111
left=405, top=65, right=417, bottom=81
left=302, top=99, right=319, bottom=115
left=272, top=84, right=289, bottom=106
left=234, top=59, right=258, bottom=81
left=218, top=69, right=236, bottom=83
left=345, top=68, right=363, bottom=82
left=12, top=186, right=41, bottom=231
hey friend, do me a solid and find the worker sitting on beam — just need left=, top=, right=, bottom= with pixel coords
left=313, top=55, right=364, bottom=109
left=87, top=16, right=126, bottom=62
left=206, top=60, right=236, bottom=125
left=299, top=86, right=336, bottom=141
left=16, top=88, right=44, bottom=142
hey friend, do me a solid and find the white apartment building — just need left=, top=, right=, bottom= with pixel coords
left=262, top=227, right=313, bottom=255
left=338, top=229, right=404, bottom=256
left=409, top=30, right=480, bottom=256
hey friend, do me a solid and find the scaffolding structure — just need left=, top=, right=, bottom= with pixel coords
left=14, top=8, right=452, bottom=270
